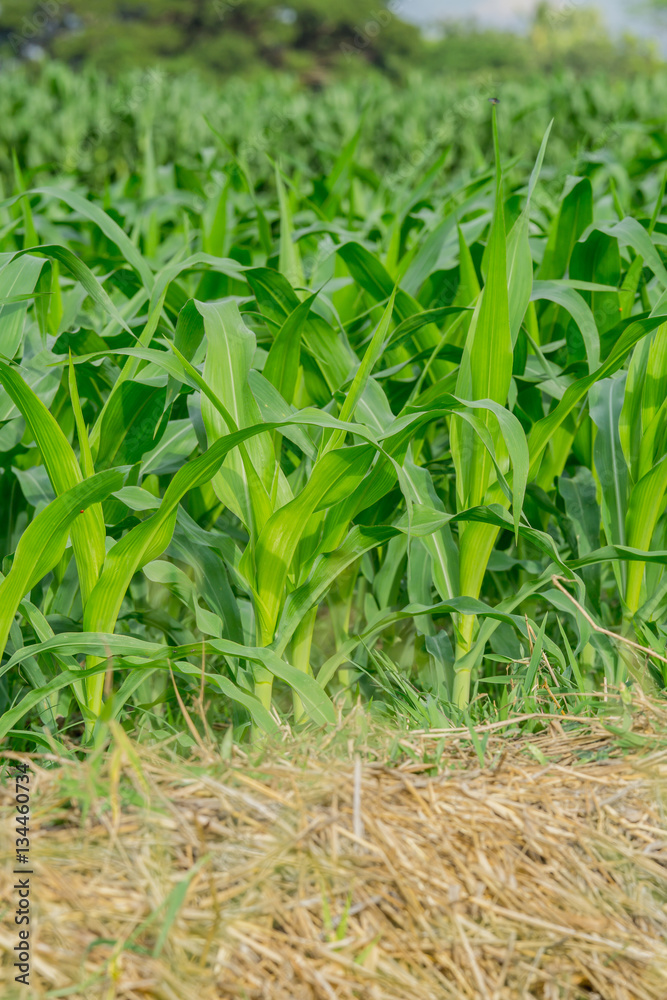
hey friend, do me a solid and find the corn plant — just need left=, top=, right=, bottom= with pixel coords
left=2, top=72, right=667, bottom=751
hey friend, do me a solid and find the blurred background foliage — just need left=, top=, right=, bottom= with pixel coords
left=2, top=64, right=665, bottom=193
left=0, top=0, right=660, bottom=81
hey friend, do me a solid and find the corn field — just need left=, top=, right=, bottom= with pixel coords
left=2, top=67, right=667, bottom=751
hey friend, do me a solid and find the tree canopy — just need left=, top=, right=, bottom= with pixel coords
left=0, top=0, right=422, bottom=77
left=0, top=1, right=660, bottom=80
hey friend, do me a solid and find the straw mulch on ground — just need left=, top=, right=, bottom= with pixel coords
left=1, top=705, right=667, bottom=999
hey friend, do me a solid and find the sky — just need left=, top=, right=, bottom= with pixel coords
left=402, top=0, right=658, bottom=37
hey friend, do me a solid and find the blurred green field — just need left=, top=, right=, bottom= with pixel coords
left=1, top=63, right=667, bottom=752
left=3, top=62, right=667, bottom=191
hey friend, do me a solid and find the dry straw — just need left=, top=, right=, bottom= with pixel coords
left=2, top=704, right=667, bottom=999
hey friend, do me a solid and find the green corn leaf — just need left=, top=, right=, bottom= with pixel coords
left=570, top=544, right=667, bottom=571
left=570, top=229, right=622, bottom=338
left=0, top=470, right=123, bottom=661
left=254, top=445, right=376, bottom=643
left=455, top=108, right=512, bottom=515
left=80, top=414, right=377, bottom=644
left=246, top=266, right=353, bottom=392
left=402, top=178, right=495, bottom=296
left=0, top=254, right=47, bottom=360
left=625, top=456, right=667, bottom=613
left=324, top=288, right=397, bottom=454
left=522, top=613, right=548, bottom=696
left=68, top=353, right=95, bottom=478
left=0, top=360, right=107, bottom=604
left=588, top=218, right=667, bottom=289
left=0, top=643, right=278, bottom=737
left=388, top=305, right=473, bottom=353
left=276, top=524, right=397, bottom=652
left=506, top=121, right=551, bottom=343
left=263, top=290, right=319, bottom=405
left=96, top=380, right=167, bottom=470
left=199, top=298, right=277, bottom=536
left=247, top=370, right=317, bottom=459
left=538, top=177, right=593, bottom=281
left=2, top=625, right=334, bottom=728
left=14, top=187, right=154, bottom=290
left=315, top=588, right=562, bottom=692
left=532, top=282, right=600, bottom=372
left=276, top=165, right=304, bottom=288
left=208, top=639, right=336, bottom=725
left=144, top=559, right=223, bottom=636
left=529, top=314, right=667, bottom=480
left=589, top=376, right=629, bottom=555
left=8, top=245, right=135, bottom=338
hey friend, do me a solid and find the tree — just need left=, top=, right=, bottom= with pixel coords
left=424, top=2, right=659, bottom=79
left=0, top=0, right=423, bottom=77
